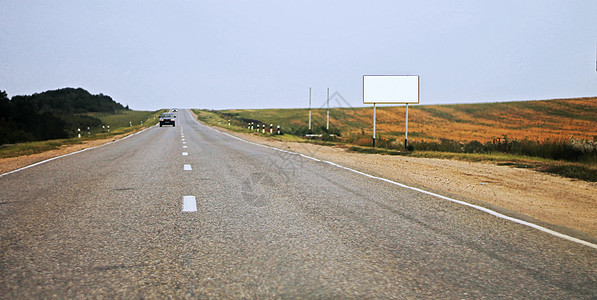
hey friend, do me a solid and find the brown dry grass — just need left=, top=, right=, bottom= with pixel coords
left=338, top=97, right=597, bottom=142
left=220, top=97, right=597, bottom=144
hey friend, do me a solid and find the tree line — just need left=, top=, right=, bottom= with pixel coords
left=0, top=88, right=128, bottom=145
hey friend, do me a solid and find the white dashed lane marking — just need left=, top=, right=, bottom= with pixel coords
left=183, top=196, right=197, bottom=212
left=182, top=152, right=188, bottom=156
left=183, top=145, right=188, bottom=148
left=184, top=164, right=192, bottom=171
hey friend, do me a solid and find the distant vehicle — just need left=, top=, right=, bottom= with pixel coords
left=159, top=113, right=175, bottom=127
left=172, top=108, right=178, bottom=112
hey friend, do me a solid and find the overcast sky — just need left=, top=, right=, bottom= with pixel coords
left=1, top=0, right=596, bottom=110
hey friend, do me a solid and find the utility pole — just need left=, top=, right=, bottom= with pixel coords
left=308, top=87, right=312, bottom=132
left=326, top=88, right=330, bottom=131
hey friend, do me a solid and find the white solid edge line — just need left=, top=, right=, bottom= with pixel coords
left=183, top=195, right=197, bottom=212
left=0, top=125, right=156, bottom=178
left=185, top=109, right=597, bottom=249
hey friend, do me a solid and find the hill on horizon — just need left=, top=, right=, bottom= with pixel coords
left=1, top=87, right=129, bottom=144
left=10, top=87, right=127, bottom=114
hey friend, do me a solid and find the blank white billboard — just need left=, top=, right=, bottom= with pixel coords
left=363, top=75, right=419, bottom=104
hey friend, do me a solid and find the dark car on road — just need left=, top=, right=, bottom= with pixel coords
left=159, top=113, right=175, bottom=127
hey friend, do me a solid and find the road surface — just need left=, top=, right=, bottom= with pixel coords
left=1, top=110, right=595, bottom=298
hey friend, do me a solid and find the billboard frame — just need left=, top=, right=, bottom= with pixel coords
left=363, top=75, right=420, bottom=149
left=363, top=75, right=419, bottom=104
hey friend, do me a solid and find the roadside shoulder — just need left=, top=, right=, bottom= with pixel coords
left=191, top=113, right=597, bottom=243
left=0, top=127, right=152, bottom=175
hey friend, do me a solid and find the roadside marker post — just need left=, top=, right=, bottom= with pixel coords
left=77, top=128, right=81, bottom=138
left=270, top=124, right=273, bottom=134
left=277, top=125, right=280, bottom=135
left=363, top=75, right=419, bottom=149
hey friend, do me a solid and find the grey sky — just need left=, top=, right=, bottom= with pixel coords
left=1, top=0, right=596, bottom=110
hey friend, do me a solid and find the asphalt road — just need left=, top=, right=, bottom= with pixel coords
left=1, top=110, right=595, bottom=298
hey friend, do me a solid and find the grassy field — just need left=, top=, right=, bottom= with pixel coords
left=219, top=97, right=597, bottom=143
left=0, top=109, right=166, bottom=159
left=87, top=110, right=161, bottom=131
left=194, top=97, right=597, bottom=181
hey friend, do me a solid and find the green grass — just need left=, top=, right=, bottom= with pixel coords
left=0, top=109, right=165, bottom=159
left=348, top=146, right=407, bottom=156
left=540, top=165, right=597, bottom=182
left=87, top=110, right=161, bottom=129
left=0, top=139, right=81, bottom=159
left=192, top=109, right=305, bottom=143
left=408, top=151, right=553, bottom=163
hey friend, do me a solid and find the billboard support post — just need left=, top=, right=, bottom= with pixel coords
left=372, top=103, right=376, bottom=147
left=405, top=103, right=409, bottom=149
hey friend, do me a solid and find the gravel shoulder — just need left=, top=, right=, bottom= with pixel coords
left=203, top=123, right=597, bottom=243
